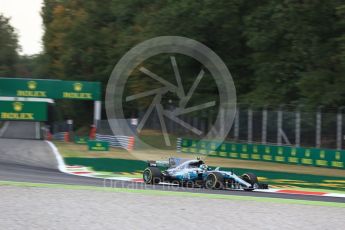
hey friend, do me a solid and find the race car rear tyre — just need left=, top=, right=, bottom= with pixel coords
left=205, top=172, right=224, bottom=190
left=184, top=180, right=195, bottom=188
left=241, top=173, right=259, bottom=191
left=143, top=167, right=163, bottom=184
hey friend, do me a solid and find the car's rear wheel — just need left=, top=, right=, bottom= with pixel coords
left=241, top=173, right=259, bottom=191
left=205, top=172, right=224, bottom=189
left=184, top=180, right=195, bottom=188
left=143, top=167, right=163, bottom=184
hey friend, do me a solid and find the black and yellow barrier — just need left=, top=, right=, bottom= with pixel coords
left=177, top=138, right=345, bottom=169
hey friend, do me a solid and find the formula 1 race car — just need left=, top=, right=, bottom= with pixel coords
left=143, top=158, right=268, bottom=191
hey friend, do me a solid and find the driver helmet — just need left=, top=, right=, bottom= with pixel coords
left=199, top=164, right=208, bottom=171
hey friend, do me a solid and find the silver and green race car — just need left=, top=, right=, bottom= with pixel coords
left=143, top=158, right=268, bottom=191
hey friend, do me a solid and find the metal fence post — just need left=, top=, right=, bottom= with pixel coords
left=277, top=106, right=283, bottom=145
left=336, top=107, right=345, bottom=150
left=208, top=110, right=213, bottom=135
left=93, top=100, right=102, bottom=128
left=220, top=107, right=225, bottom=137
left=295, top=106, right=301, bottom=147
left=234, top=107, right=239, bottom=141
left=316, top=106, right=323, bottom=148
left=248, top=107, right=253, bottom=143
left=262, top=106, right=267, bottom=144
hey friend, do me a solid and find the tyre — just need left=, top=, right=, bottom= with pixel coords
left=204, top=172, right=224, bottom=189
left=184, top=180, right=195, bottom=188
left=241, top=173, right=259, bottom=191
left=143, top=167, right=163, bottom=184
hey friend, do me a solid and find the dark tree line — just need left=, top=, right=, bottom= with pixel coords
left=40, top=0, right=345, bottom=106
left=1, top=0, right=345, bottom=125
left=0, top=14, right=18, bottom=76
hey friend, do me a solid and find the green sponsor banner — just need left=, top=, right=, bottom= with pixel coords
left=330, top=150, right=344, bottom=168
left=88, top=140, right=109, bottom=151
left=178, top=138, right=345, bottom=169
left=0, top=78, right=101, bottom=100
left=74, top=136, right=89, bottom=144
left=0, top=101, right=47, bottom=121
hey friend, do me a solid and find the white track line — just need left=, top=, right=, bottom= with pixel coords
left=255, top=189, right=280, bottom=193
left=323, top=193, right=345, bottom=198
left=0, top=121, right=9, bottom=137
left=45, top=140, right=68, bottom=173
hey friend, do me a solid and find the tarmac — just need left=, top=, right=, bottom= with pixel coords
left=0, top=121, right=344, bottom=229
left=0, top=185, right=344, bottom=230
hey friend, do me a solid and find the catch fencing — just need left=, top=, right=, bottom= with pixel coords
left=226, top=106, right=344, bottom=150
left=136, top=105, right=345, bottom=150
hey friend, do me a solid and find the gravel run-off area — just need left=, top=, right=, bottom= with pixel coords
left=0, top=185, right=344, bottom=230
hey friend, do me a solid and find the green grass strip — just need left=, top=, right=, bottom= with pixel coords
left=0, top=180, right=344, bottom=208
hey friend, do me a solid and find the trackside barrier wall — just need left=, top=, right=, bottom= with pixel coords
left=176, top=138, right=345, bottom=169
left=96, top=134, right=135, bottom=151
left=52, top=132, right=68, bottom=141
left=50, top=132, right=135, bottom=151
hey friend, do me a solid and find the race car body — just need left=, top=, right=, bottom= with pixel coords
left=143, top=158, right=268, bottom=191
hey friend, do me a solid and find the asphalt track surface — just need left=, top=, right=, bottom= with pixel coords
left=1, top=161, right=345, bottom=203
left=0, top=121, right=40, bottom=139
left=0, top=121, right=344, bottom=203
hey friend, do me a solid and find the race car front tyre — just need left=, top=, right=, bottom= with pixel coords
left=143, top=167, right=163, bottom=184
left=241, top=173, right=259, bottom=191
left=205, top=172, right=224, bottom=190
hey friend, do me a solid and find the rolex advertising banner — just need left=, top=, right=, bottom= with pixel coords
left=178, top=138, right=345, bottom=169
left=0, top=78, right=101, bottom=101
left=74, top=136, right=89, bottom=144
left=0, top=101, right=47, bottom=121
left=88, top=140, right=109, bottom=151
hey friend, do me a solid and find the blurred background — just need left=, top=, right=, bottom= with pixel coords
left=1, top=0, right=345, bottom=149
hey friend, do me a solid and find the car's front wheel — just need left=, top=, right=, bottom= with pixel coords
left=241, top=173, right=259, bottom=191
